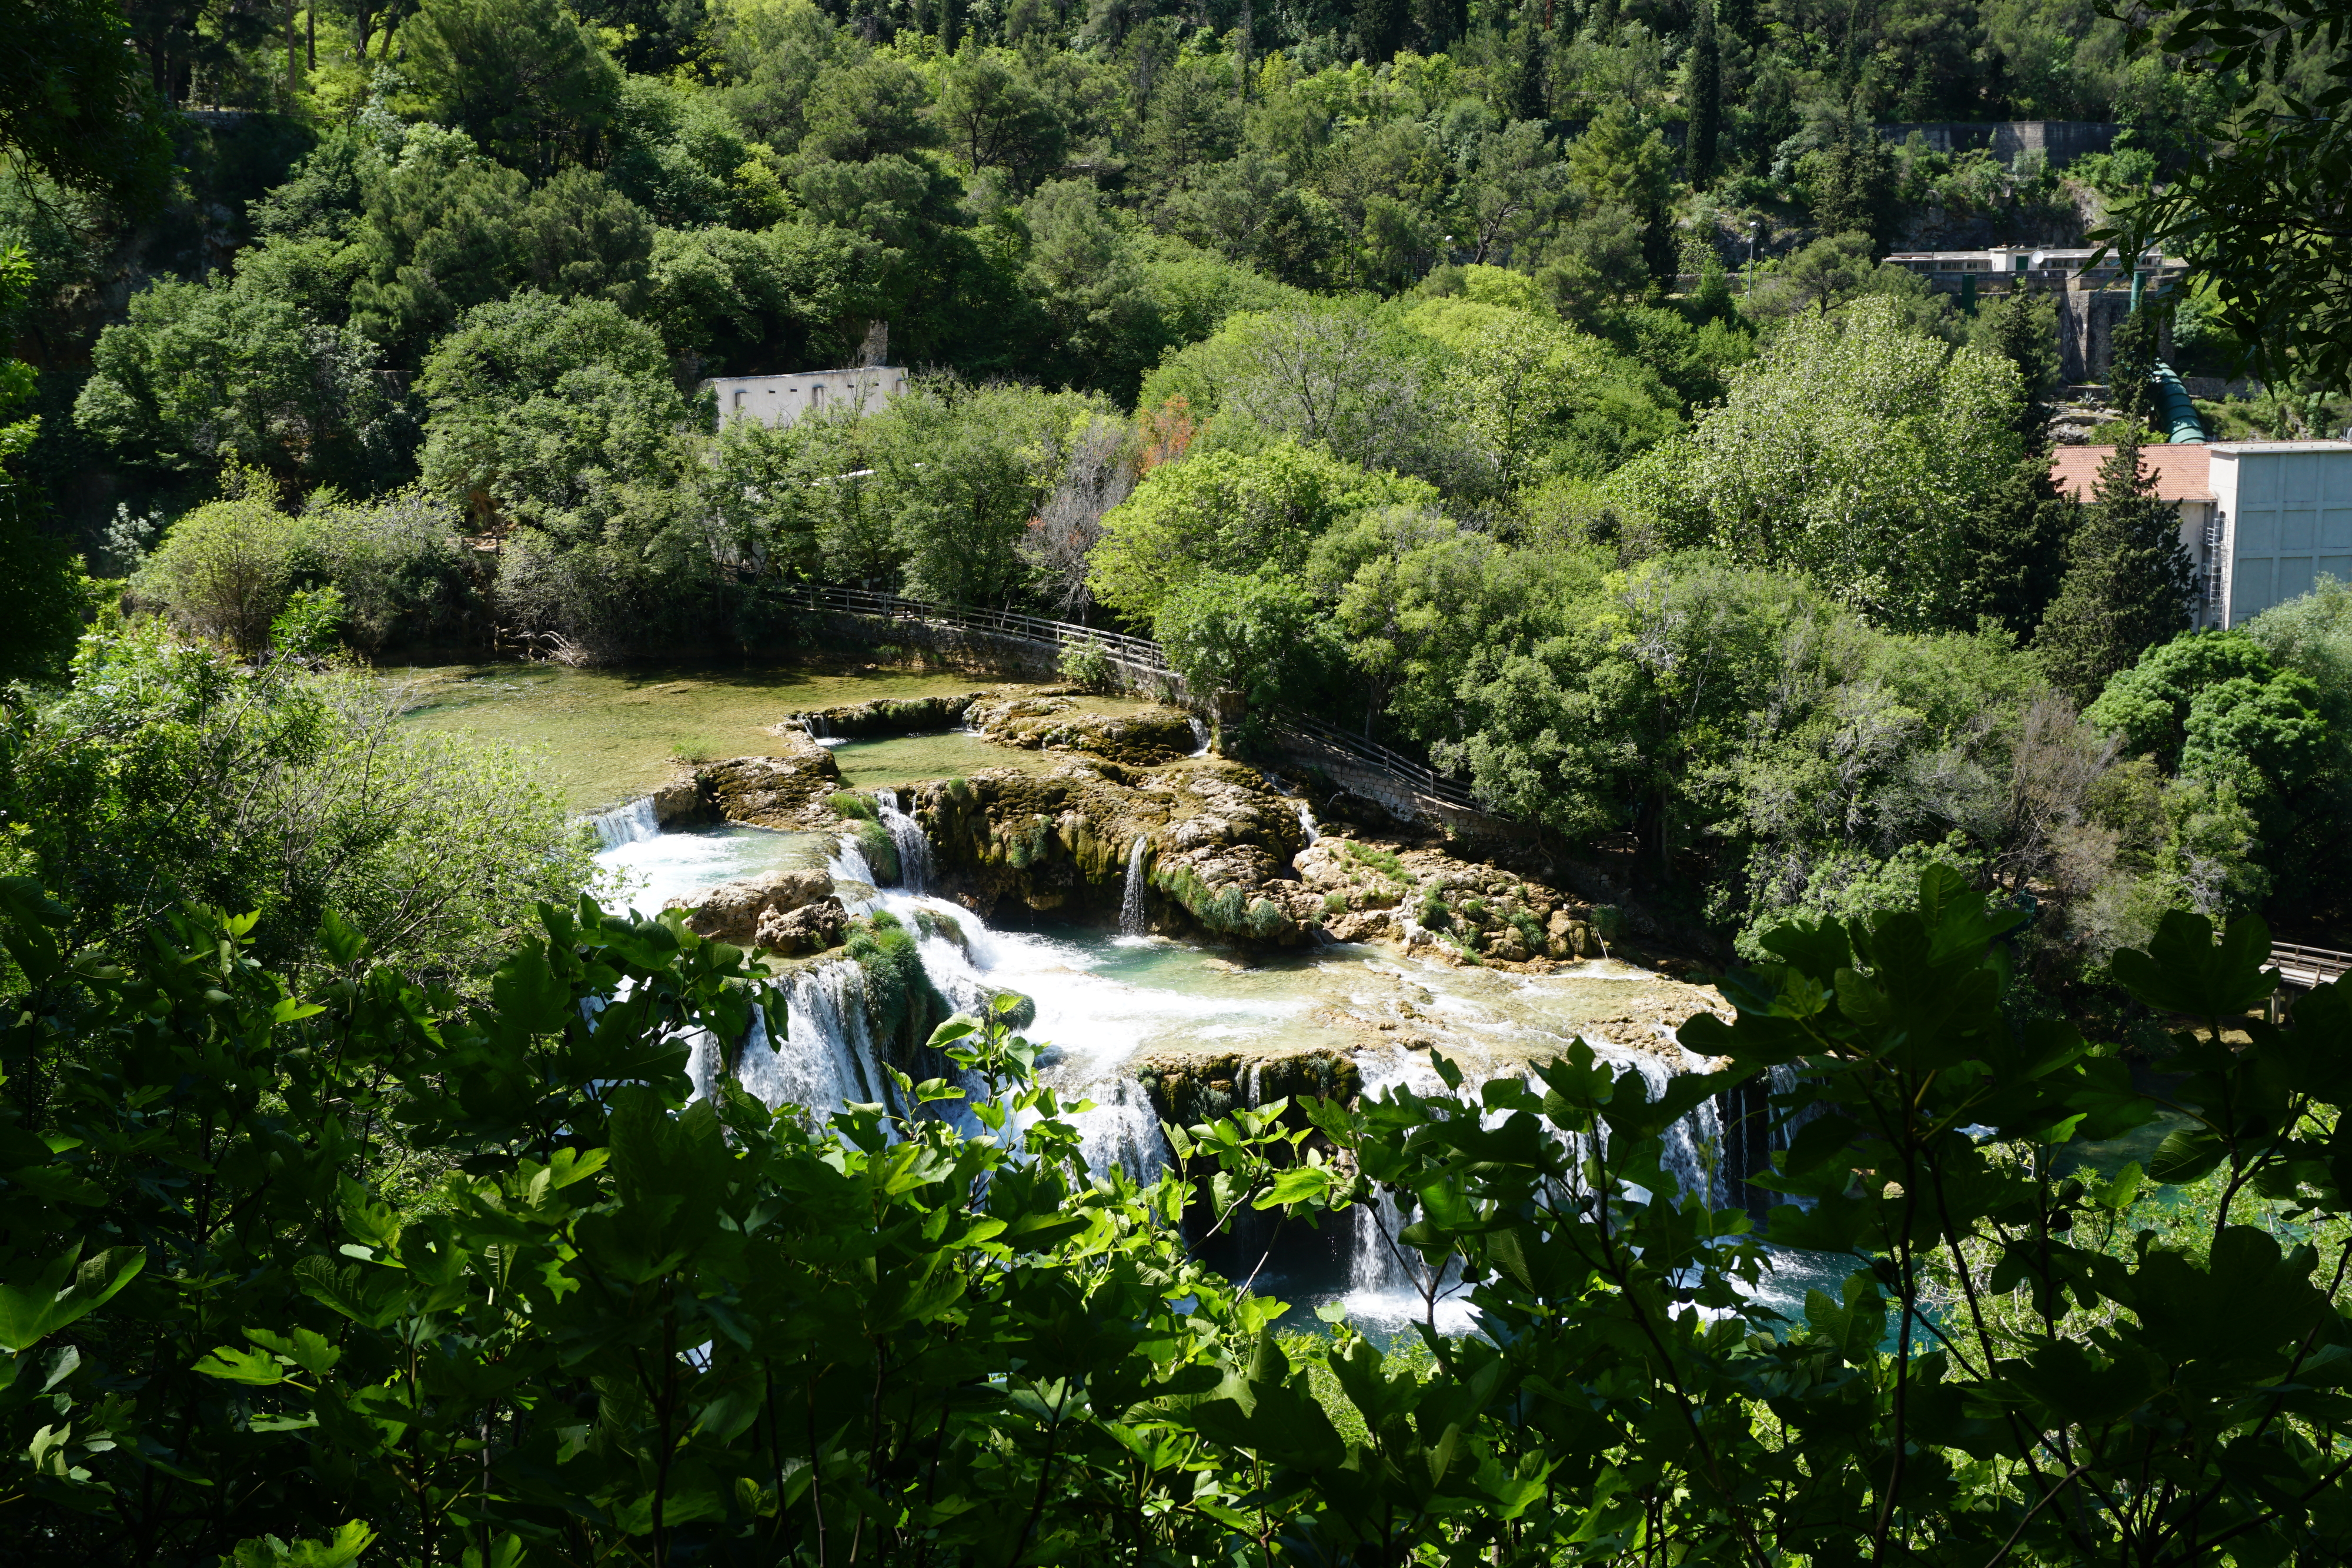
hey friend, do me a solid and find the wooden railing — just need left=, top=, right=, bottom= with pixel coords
left=2271, top=941, right=2352, bottom=989
left=1263, top=708, right=1488, bottom=814
left=787, top=583, right=1506, bottom=820
left=787, top=584, right=1176, bottom=679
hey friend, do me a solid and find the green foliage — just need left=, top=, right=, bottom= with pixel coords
left=135, top=485, right=305, bottom=656
left=1625, top=295, right=2028, bottom=630
left=1153, top=567, right=1340, bottom=733
left=844, top=908, right=940, bottom=1054
left=0, top=246, right=83, bottom=687
left=11, top=818, right=2352, bottom=1564
left=0, top=628, right=592, bottom=984
left=2039, top=422, right=2197, bottom=701
left=1057, top=637, right=1114, bottom=691
left=828, top=788, right=878, bottom=820
left=268, top=586, right=347, bottom=660
left=853, top=817, right=901, bottom=885
left=74, top=272, right=409, bottom=492
left=2099, top=0, right=2352, bottom=389
left=401, top=0, right=624, bottom=175
left=1092, top=440, right=1435, bottom=621
left=0, top=0, right=171, bottom=210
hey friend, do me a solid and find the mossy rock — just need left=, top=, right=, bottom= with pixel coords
left=795, top=693, right=985, bottom=738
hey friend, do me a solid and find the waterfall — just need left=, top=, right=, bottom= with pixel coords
left=876, top=789, right=933, bottom=894
left=1187, top=716, right=1211, bottom=757
left=589, top=796, right=660, bottom=849
left=1119, top=837, right=1150, bottom=935
left=1296, top=802, right=1321, bottom=847
left=1345, top=1045, right=1726, bottom=1299
left=1068, top=1076, right=1167, bottom=1184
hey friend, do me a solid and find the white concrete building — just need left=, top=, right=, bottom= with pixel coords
left=707, top=366, right=909, bottom=428
left=2050, top=440, right=2352, bottom=628
left=2210, top=441, right=2352, bottom=626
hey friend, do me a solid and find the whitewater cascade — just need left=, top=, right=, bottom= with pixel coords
left=589, top=796, right=660, bottom=850
left=1187, top=717, right=1211, bottom=757
left=1296, top=801, right=1321, bottom=847
left=875, top=788, right=932, bottom=893
left=1119, top=837, right=1150, bottom=935
left=1346, top=1048, right=1725, bottom=1299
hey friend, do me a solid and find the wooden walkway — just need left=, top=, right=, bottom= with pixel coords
left=2272, top=941, right=2352, bottom=989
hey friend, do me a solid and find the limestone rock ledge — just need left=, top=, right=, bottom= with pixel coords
left=696, top=731, right=842, bottom=829
left=667, top=868, right=846, bottom=956
left=965, top=694, right=1200, bottom=766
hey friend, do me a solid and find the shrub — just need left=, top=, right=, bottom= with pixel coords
left=830, top=790, right=878, bottom=820
left=1059, top=638, right=1114, bottom=691
left=136, top=487, right=302, bottom=656
left=854, top=818, right=900, bottom=885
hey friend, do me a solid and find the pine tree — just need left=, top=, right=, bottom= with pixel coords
left=2108, top=303, right=2159, bottom=424
left=2036, top=421, right=2195, bottom=701
left=1686, top=0, right=1721, bottom=188
left=1957, top=290, right=2075, bottom=636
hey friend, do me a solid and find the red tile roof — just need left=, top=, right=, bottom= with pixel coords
left=2050, top=444, right=2214, bottom=503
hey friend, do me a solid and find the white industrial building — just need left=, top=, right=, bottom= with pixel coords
left=2051, top=440, right=2352, bottom=628
left=706, top=366, right=909, bottom=428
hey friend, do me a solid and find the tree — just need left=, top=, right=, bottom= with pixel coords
left=1089, top=439, right=1436, bottom=621
left=1805, top=121, right=1899, bottom=246
left=1959, top=289, right=2074, bottom=636
left=934, top=45, right=1066, bottom=188
left=0, top=0, right=171, bottom=209
left=2039, top=422, right=2196, bottom=701
left=1153, top=566, right=1338, bottom=740
left=1685, top=0, right=1722, bottom=187
left=417, top=290, right=688, bottom=531
left=1020, top=179, right=1169, bottom=400
left=870, top=379, right=1107, bottom=607
left=1632, top=295, right=2027, bottom=630
left=4, top=627, right=592, bottom=973
left=75, top=276, right=408, bottom=492
left=2099, top=0, right=2352, bottom=389
left=133, top=486, right=303, bottom=656
left=401, top=0, right=624, bottom=175
left=0, top=246, right=83, bottom=686
left=2108, top=300, right=2160, bottom=423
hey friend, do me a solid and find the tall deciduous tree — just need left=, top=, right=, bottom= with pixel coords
left=2039, top=422, right=2196, bottom=700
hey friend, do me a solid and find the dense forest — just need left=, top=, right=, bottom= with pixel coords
left=2, top=0, right=2347, bottom=967
left=8, top=0, right=2352, bottom=1561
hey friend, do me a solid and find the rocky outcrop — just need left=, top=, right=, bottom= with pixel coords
left=966, top=694, right=1200, bottom=766
left=697, top=731, right=841, bottom=828
left=667, top=868, right=846, bottom=955
left=908, top=758, right=1315, bottom=941
left=790, top=693, right=984, bottom=737
left=1134, top=1048, right=1363, bottom=1128
left=1272, top=840, right=1610, bottom=964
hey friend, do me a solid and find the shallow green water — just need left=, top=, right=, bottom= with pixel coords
left=385, top=661, right=988, bottom=810
left=830, top=730, right=1058, bottom=791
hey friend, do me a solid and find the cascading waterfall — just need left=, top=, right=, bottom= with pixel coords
left=1296, top=802, right=1321, bottom=847
left=1068, top=1076, right=1167, bottom=1185
left=875, top=789, right=932, bottom=893
left=1119, top=837, right=1150, bottom=935
left=1346, top=1047, right=1725, bottom=1300
left=589, top=796, right=660, bottom=850
left=1187, top=717, right=1211, bottom=757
